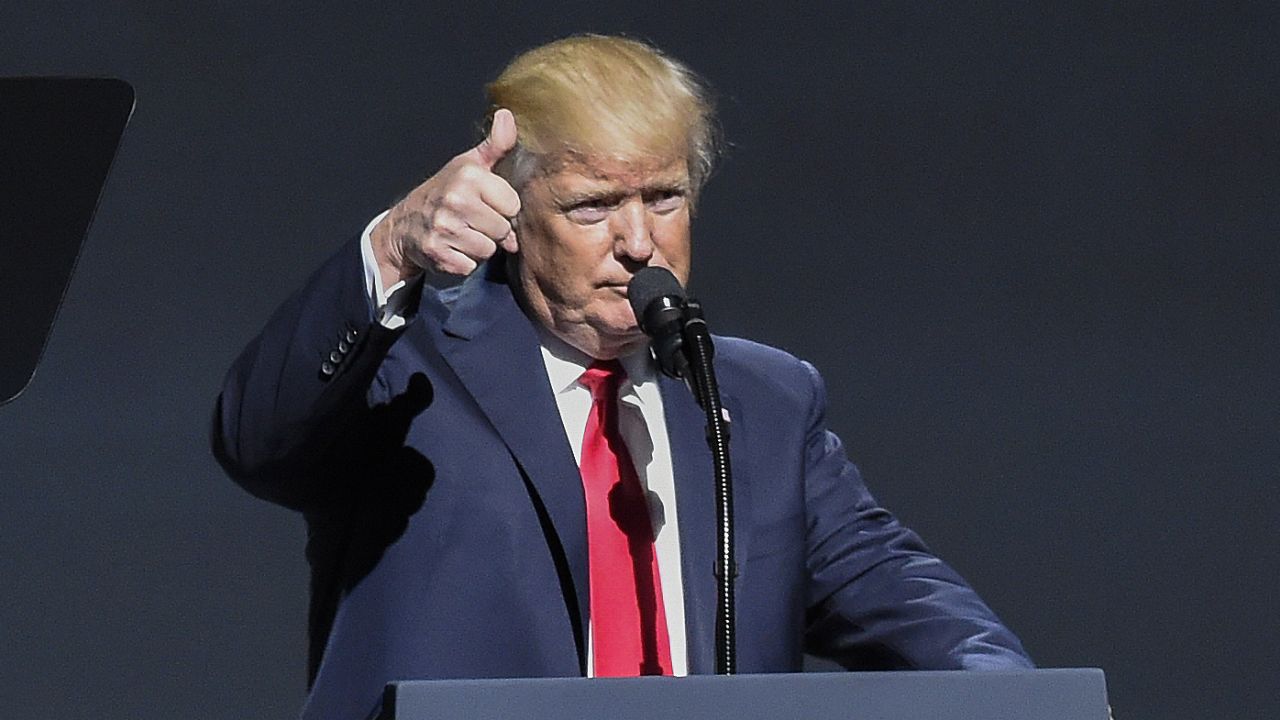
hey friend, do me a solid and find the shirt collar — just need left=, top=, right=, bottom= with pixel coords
left=537, top=329, right=657, bottom=404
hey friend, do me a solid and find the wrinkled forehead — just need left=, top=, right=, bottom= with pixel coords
left=498, top=112, right=699, bottom=198
left=550, top=149, right=691, bottom=179
left=541, top=151, right=689, bottom=186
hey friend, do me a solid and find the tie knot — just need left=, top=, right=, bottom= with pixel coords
left=579, top=359, right=625, bottom=400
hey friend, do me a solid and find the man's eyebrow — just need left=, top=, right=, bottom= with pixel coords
left=641, top=179, right=690, bottom=194
left=557, top=189, right=628, bottom=206
left=555, top=177, right=690, bottom=206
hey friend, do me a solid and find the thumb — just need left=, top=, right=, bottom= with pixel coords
left=472, top=108, right=518, bottom=169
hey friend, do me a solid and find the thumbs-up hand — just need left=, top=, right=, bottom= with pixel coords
left=371, top=108, right=522, bottom=285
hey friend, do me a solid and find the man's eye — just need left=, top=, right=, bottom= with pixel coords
left=647, top=190, right=685, bottom=213
left=565, top=202, right=612, bottom=223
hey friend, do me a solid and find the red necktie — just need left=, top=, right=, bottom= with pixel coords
left=578, top=360, right=673, bottom=677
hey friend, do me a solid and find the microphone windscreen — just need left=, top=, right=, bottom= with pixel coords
left=628, top=266, right=686, bottom=320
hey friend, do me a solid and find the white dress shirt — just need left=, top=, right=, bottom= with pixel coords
left=359, top=217, right=688, bottom=676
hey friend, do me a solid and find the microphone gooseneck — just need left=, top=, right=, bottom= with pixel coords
left=626, top=267, right=737, bottom=675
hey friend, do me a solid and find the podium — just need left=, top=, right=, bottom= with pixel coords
left=380, top=669, right=1109, bottom=720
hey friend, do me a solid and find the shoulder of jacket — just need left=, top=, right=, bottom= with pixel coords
left=712, top=335, right=820, bottom=406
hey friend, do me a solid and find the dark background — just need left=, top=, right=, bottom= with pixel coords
left=2, top=2, right=1276, bottom=718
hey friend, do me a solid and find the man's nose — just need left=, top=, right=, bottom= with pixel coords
left=611, top=198, right=655, bottom=263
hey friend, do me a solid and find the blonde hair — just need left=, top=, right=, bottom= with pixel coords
left=486, top=34, right=718, bottom=200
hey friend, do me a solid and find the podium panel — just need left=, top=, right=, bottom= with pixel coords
left=382, top=669, right=1108, bottom=720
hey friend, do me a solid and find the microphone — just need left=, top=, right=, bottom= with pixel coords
left=628, top=267, right=690, bottom=379
left=627, top=265, right=737, bottom=674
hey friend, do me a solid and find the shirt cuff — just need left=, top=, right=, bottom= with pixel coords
left=359, top=210, right=414, bottom=330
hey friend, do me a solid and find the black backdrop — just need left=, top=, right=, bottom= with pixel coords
left=1, top=3, right=1276, bottom=718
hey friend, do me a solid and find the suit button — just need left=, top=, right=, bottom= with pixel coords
left=344, top=328, right=359, bottom=344
left=329, top=350, right=343, bottom=363
left=320, top=361, right=336, bottom=376
left=338, top=339, right=351, bottom=353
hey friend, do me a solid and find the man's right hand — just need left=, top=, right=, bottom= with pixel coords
left=371, top=108, right=522, bottom=287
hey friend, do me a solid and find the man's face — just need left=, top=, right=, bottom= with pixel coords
left=514, top=153, right=692, bottom=360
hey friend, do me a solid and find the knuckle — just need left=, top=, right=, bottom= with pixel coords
left=443, top=255, right=477, bottom=275
left=500, top=186, right=522, bottom=217
left=410, top=237, right=442, bottom=263
left=432, top=215, right=461, bottom=237
left=457, top=233, right=490, bottom=257
left=441, top=189, right=468, bottom=210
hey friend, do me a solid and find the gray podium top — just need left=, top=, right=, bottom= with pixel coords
left=382, top=669, right=1108, bottom=720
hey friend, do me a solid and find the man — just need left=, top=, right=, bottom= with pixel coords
left=213, top=34, right=1032, bottom=720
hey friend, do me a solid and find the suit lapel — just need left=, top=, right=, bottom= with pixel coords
left=434, top=266, right=590, bottom=670
left=434, top=266, right=752, bottom=676
left=663, top=372, right=750, bottom=675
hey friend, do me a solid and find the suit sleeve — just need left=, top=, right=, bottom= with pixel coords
left=798, top=361, right=1035, bottom=670
left=210, top=237, right=411, bottom=511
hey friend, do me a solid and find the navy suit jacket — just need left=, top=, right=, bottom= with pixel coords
left=213, top=239, right=1032, bottom=720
